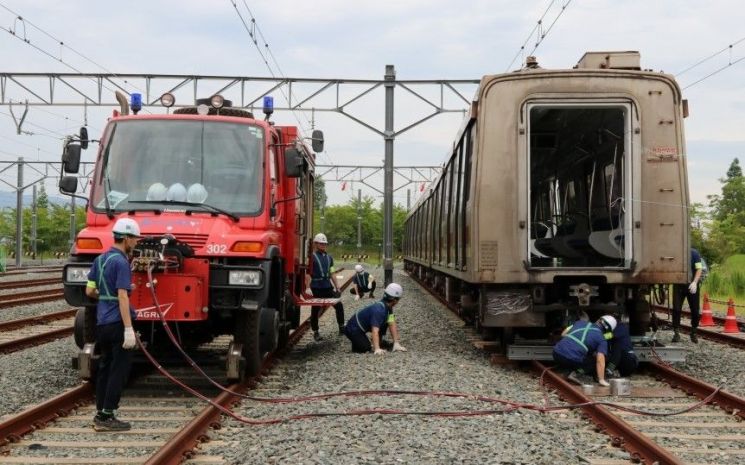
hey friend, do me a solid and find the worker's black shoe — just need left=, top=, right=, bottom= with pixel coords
left=369, top=292, right=375, bottom=298
left=671, top=330, right=681, bottom=343
left=690, top=329, right=698, bottom=344
left=338, top=325, right=345, bottom=336
left=93, top=414, right=131, bottom=432
left=379, top=339, right=394, bottom=351
left=313, top=331, right=323, bottom=342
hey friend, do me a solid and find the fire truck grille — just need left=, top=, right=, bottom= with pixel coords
left=174, top=234, right=209, bottom=250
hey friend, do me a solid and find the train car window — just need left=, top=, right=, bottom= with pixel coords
left=441, top=169, right=450, bottom=266
left=454, top=141, right=464, bottom=268
left=461, top=124, right=474, bottom=270
left=528, top=105, right=629, bottom=268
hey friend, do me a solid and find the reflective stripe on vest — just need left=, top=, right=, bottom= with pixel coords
left=565, top=324, right=601, bottom=353
left=96, top=253, right=123, bottom=302
left=311, top=252, right=330, bottom=281
left=354, top=301, right=386, bottom=333
left=355, top=272, right=368, bottom=289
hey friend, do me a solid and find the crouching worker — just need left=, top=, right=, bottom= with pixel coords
left=606, top=318, right=639, bottom=378
left=344, top=283, right=407, bottom=354
left=552, top=315, right=616, bottom=387
left=350, top=264, right=376, bottom=300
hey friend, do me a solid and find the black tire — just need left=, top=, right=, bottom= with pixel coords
left=259, top=307, right=279, bottom=357
left=73, top=307, right=97, bottom=349
left=234, top=308, right=261, bottom=378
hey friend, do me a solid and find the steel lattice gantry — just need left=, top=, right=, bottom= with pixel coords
left=0, top=68, right=479, bottom=283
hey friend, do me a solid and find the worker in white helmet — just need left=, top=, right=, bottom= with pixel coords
left=84, top=217, right=142, bottom=432
left=552, top=315, right=616, bottom=387
left=344, top=283, right=407, bottom=354
left=305, top=233, right=345, bottom=341
left=350, top=264, right=376, bottom=301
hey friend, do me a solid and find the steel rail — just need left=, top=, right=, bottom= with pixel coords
left=649, top=361, right=745, bottom=420
left=532, top=360, right=683, bottom=465
left=0, top=309, right=75, bottom=332
left=0, top=326, right=73, bottom=354
left=0, top=277, right=61, bottom=290
left=0, top=289, right=64, bottom=309
left=145, top=269, right=355, bottom=465
left=0, top=384, right=93, bottom=447
left=653, top=307, right=745, bottom=350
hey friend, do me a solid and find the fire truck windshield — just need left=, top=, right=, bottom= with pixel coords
left=93, top=119, right=265, bottom=216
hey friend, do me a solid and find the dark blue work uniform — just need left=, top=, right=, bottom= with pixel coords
left=673, top=248, right=703, bottom=329
left=86, top=248, right=135, bottom=412
left=552, top=321, right=608, bottom=374
left=607, top=322, right=638, bottom=377
left=344, top=301, right=394, bottom=353
left=309, top=251, right=344, bottom=331
left=351, top=271, right=376, bottom=297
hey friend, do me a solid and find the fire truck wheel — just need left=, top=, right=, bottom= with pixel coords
left=234, top=308, right=261, bottom=378
left=259, top=307, right=279, bottom=357
left=74, top=307, right=97, bottom=349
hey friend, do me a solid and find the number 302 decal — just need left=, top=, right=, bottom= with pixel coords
left=206, top=243, right=228, bottom=254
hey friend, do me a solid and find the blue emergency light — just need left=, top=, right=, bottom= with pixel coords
left=130, top=93, right=143, bottom=115
left=263, top=96, right=274, bottom=117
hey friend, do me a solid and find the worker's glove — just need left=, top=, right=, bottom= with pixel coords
left=123, top=327, right=137, bottom=349
left=597, top=379, right=610, bottom=387
left=374, top=348, right=386, bottom=355
left=392, top=342, right=407, bottom=352
left=354, top=294, right=360, bottom=301
left=688, top=281, right=698, bottom=294
left=304, top=288, right=313, bottom=297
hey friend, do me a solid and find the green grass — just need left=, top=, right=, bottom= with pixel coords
left=701, top=254, right=745, bottom=316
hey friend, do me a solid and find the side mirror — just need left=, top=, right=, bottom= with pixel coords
left=311, top=129, right=324, bottom=153
left=80, top=127, right=89, bottom=150
left=285, top=148, right=304, bottom=178
left=62, top=143, right=81, bottom=174
left=59, top=176, right=77, bottom=194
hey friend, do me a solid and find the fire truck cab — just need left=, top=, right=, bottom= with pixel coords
left=60, top=93, right=320, bottom=380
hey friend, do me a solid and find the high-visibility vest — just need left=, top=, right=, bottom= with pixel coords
left=564, top=323, right=602, bottom=353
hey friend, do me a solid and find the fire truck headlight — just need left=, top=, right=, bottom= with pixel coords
left=210, top=94, right=225, bottom=109
left=160, top=92, right=175, bottom=108
left=229, top=270, right=262, bottom=287
left=66, top=266, right=91, bottom=283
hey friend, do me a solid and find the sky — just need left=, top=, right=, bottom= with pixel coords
left=0, top=0, right=743, bottom=209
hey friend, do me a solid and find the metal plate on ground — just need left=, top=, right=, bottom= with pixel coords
left=507, top=344, right=687, bottom=363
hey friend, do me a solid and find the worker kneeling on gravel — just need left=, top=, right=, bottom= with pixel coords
left=552, top=315, right=616, bottom=387
left=350, top=264, right=376, bottom=300
left=344, top=283, right=407, bottom=354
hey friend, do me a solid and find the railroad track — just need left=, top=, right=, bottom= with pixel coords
left=0, top=310, right=76, bottom=354
left=1, top=267, right=63, bottom=277
left=534, top=360, right=745, bottom=465
left=408, top=271, right=745, bottom=465
left=0, top=269, right=355, bottom=464
left=0, top=278, right=62, bottom=290
left=0, top=289, right=64, bottom=310
left=653, top=305, right=745, bottom=350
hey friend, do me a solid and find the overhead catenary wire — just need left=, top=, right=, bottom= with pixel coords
left=682, top=54, right=745, bottom=90
left=675, top=35, right=745, bottom=77
left=228, top=0, right=335, bottom=166
left=504, top=0, right=574, bottom=72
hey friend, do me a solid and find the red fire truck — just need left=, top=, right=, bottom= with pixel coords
left=60, top=92, right=322, bottom=380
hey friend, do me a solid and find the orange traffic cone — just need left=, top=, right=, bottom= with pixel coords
left=699, top=293, right=715, bottom=327
left=723, top=298, right=740, bottom=334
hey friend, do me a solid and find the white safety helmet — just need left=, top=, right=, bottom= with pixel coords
left=384, top=283, right=403, bottom=300
left=354, top=264, right=364, bottom=273
left=112, top=218, right=142, bottom=237
left=313, top=233, right=328, bottom=244
left=146, top=182, right=167, bottom=201
left=187, top=183, right=208, bottom=203
left=166, top=183, right=187, bottom=202
left=599, top=315, right=617, bottom=332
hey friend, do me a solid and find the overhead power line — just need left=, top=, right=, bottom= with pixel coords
left=228, top=0, right=336, bottom=166
left=682, top=54, right=745, bottom=90
left=676, top=36, right=745, bottom=77
left=505, top=0, right=573, bottom=72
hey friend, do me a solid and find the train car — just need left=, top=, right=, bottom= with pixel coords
left=403, top=51, right=690, bottom=349
left=59, top=93, right=322, bottom=380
